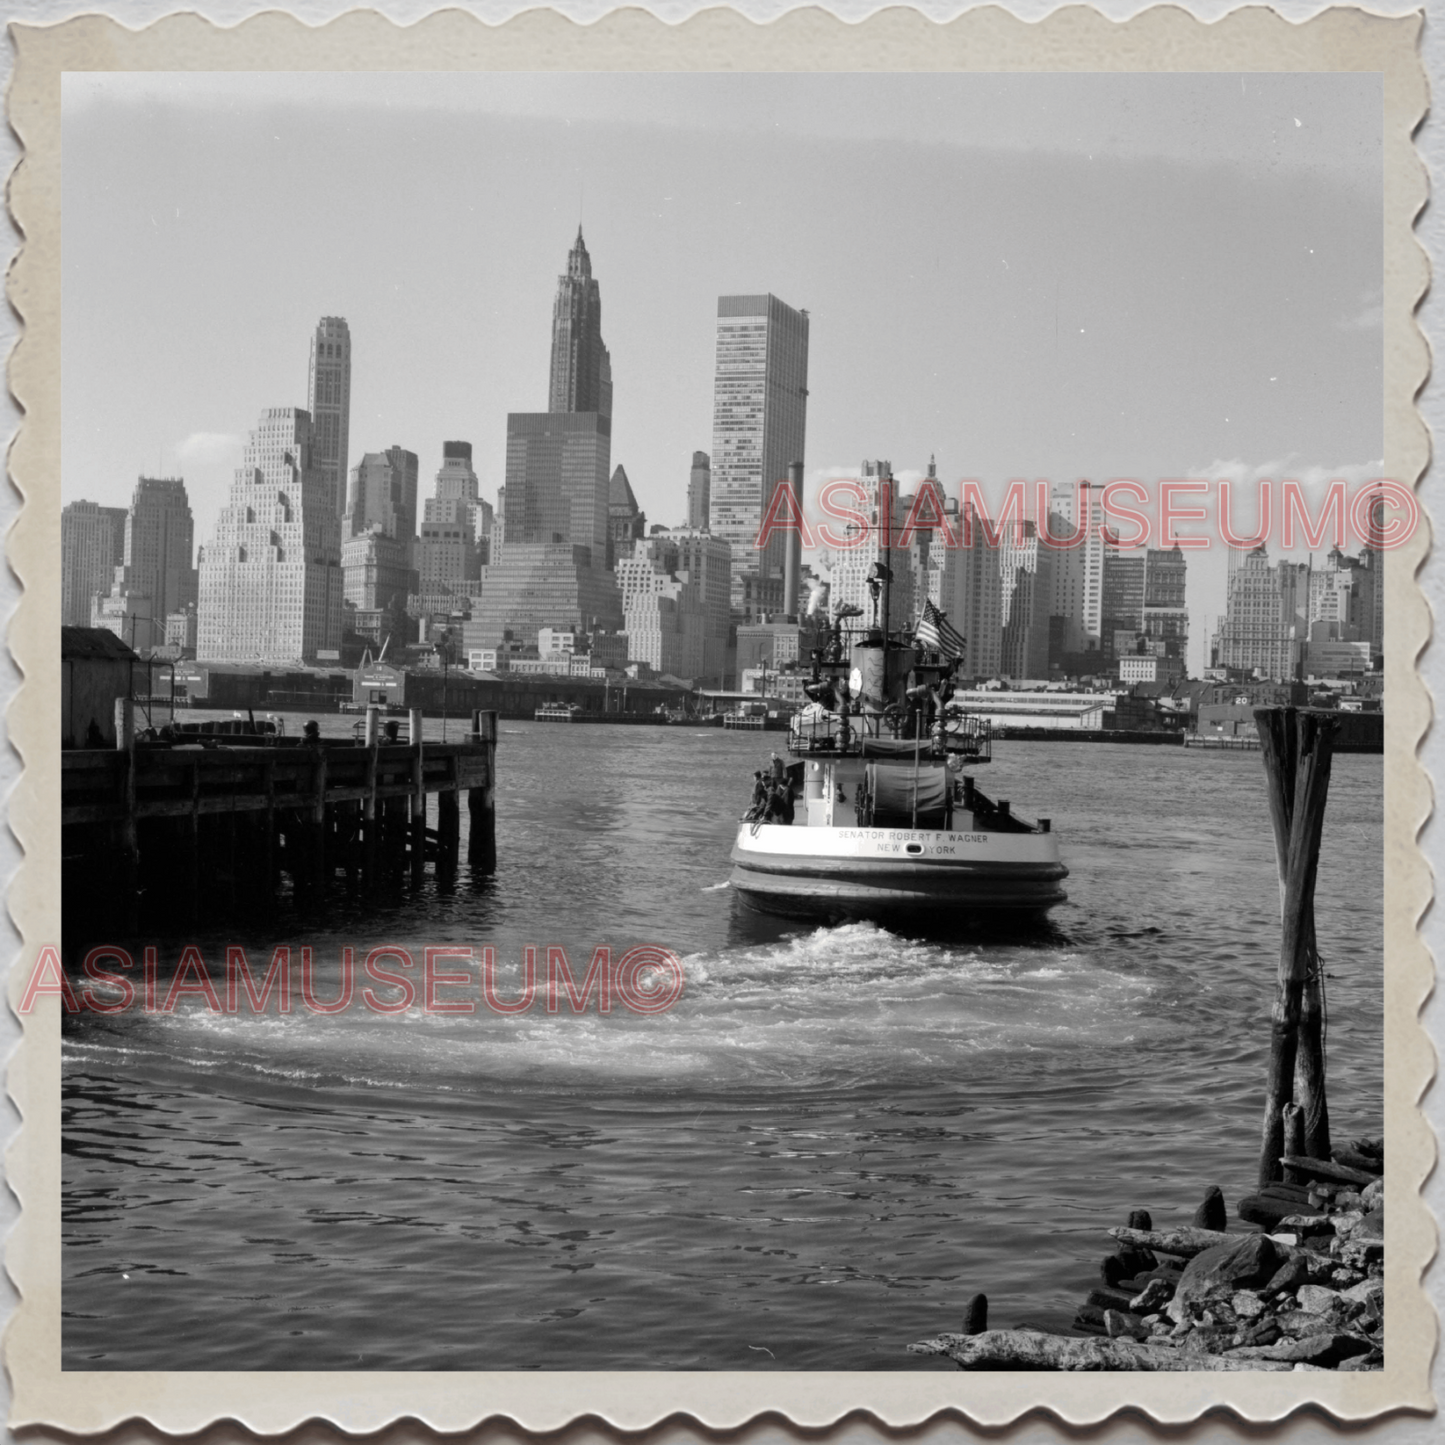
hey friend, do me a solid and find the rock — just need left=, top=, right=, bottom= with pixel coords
left=1276, top=1310, right=1337, bottom=1339
left=1339, top=1350, right=1385, bottom=1371
left=1239, top=1317, right=1282, bottom=1348
left=1361, top=1178, right=1384, bottom=1209
left=1356, top=1205, right=1384, bottom=1241
left=1237, top=1332, right=1376, bottom=1367
left=1334, top=1190, right=1363, bottom=1211
left=1130, top=1278, right=1173, bottom=1314
left=1230, top=1290, right=1266, bottom=1320
left=1341, top=1278, right=1384, bottom=1306
left=1296, top=1284, right=1339, bottom=1314
left=1279, top=1214, right=1332, bottom=1231
left=1265, top=1257, right=1311, bottom=1295
left=1104, top=1309, right=1147, bottom=1341
left=1127, top=1208, right=1153, bottom=1231
left=1332, top=1211, right=1365, bottom=1236
left=1193, top=1186, right=1227, bottom=1232
left=1167, top=1234, right=1284, bottom=1324
left=962, top=1293, right=988, bottom=1335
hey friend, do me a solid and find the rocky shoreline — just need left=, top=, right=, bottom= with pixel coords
left=910, top=1136, right=1384, bottom=1372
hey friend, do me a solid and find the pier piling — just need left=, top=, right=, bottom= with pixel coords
left=410, top=708, right=426, bottom=886
left=1254, top=706, right=1338, bottom=1188
left=468, top=709, right=498, bottom=875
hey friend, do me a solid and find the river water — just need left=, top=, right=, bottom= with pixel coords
left=61, top=723, right=1383, bottom=1370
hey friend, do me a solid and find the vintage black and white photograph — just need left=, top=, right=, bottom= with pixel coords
left=44, top=59, right=1403, bottom=1383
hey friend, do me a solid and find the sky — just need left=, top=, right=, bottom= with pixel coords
left=62, top=71, right=1383, bottom=675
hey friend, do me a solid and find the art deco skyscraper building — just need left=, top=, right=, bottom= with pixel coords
left=308, top=317, right=352, bottom=518
left=472, top=231, right=623, bottom=650
left=197, top=407, right=343, bottom=662
left=709, top=294, right=809, bottom=618
left=548, top=228, right=612, bottom=420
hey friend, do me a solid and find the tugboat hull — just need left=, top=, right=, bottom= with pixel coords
left=730, top=823, right=1068, bottom=921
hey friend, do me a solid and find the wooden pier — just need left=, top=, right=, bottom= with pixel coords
left=61, top=704, right=497, bottom=940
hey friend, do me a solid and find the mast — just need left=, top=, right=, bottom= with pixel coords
left=880, top=472, right=891, bottom=643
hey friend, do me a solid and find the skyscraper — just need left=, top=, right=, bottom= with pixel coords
left=344, top=447, right=419, bottom=547
left=709, top=294, right=809, bottom=618
left=473, top=232, right=624, bottom=650
left=1048, top=480, right=1107, bottom=658
left=1213, top=546, right=1309, bottom=680
left=549, top=228, right=612, bottom=420
left=687, top=452, right=711, bottom=531
left=123, top=477, right=197, bottom=622
left=197, top=407, right=343, bottom=662
left=426, top=441, right=492, bottom=553
left=61, top=500, right=127, bottom=627
left=827, top=461, right=913, bottom=631
left=418, top=441, right=489, bottom=606
left=308, top=317, right=352, bottom=518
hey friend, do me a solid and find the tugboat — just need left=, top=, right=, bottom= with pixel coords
left=729, top=568, right=1067, bottom=925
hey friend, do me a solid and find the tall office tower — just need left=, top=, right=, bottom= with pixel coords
left=904, top=457, right=960, bottom=618
left=687, top=451, right=711, bottom=530
left=345, top=447, right=419, bottom=547
left=473, top=232, right=624, bottom=650
left=654, top=526, right=734, bottom=686
left=61, top=500, right=127, bottom=626
left=426, top=441, right=493, bottom=558
left=1213, top=545, right=1308, bottom=679
left=998, top=520, right=1056, bottom=681
left=826, top=462, right=914, bottom=631
left=614, top=536, right=706, bottom=679
left=197, top=407, right=343, bottom=662
left=1141, top=545, right=1189, bottom=664
left=709, top=293, right=809, bottom=617
left=1101, top=545, right=1189, bottom=667
left=501, top=414, right=611, bottom=554
left=949, top=501, right=1004, bottom=680
left=417, top=518, right=482, bottom=593
left=1048, top=480, right=1107, bottom=659
left=122, top=477, right=197, bottom=620
left=308, top=317, right=352, bottom=518
left=608, top=465, right=647, bottom=563
left=549, top=227, right=612, bottom=420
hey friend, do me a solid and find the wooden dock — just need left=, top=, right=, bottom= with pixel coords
left=62, top=703, right=497, bottom=940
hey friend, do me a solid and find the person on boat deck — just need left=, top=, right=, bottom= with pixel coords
left=303, top=720, right=321, bottom=744
left=747, top=770, right=769, bottom=819
left=765, top=779, right=795, bottom=825
left=769, top=751, right=786, bottom=782
left=384, top=719, right=401, bottom=742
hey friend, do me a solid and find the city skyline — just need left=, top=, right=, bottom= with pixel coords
left=62, top=71, right=1383, bottom=674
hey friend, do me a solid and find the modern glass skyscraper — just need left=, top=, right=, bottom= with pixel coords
left=709, top=294, right=809, bottom=618
left=308, top=316, right=352, bottom=519
left=548, top=228, right=612, bottom=421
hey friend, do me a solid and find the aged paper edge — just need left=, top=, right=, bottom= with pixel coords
left=3, top=2, right=1433, bottom=1434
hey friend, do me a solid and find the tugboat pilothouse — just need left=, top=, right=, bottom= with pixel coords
left=730, top=560, right=1067, bottom=924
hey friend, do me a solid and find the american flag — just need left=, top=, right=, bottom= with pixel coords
left=914, top=599, right=966, bottom=661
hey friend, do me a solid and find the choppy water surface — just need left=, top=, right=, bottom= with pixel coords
left=62, top=726, right=1383, bottom=1369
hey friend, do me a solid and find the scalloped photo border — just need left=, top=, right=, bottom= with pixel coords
left=4, top=3, right=1433, bottom=1434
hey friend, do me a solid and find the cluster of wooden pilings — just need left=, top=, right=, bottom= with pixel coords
left=61, top=703, right=497, bottom=944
